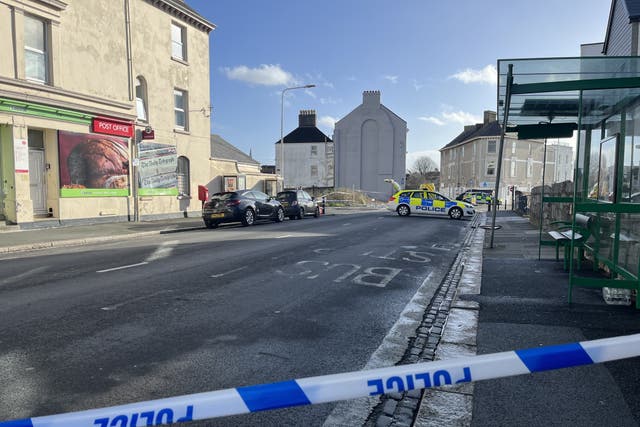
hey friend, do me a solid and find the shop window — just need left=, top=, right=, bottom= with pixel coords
left=24, top=15, right=49, bottom=84
left=177, top=156, right=190, bottom=196
left=135, top=77, right=148, bottom=122
left=171, top=23, right=187, bottom=61
left=174, top=89, right=188, bottom=130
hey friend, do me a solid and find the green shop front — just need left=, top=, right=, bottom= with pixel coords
left=0, top=97, right=140, bottom=227
left=497, top=56, right=640, bottom=309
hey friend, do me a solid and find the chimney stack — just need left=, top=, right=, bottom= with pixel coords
left=299, top=110, right=316, bottom=127
left=484, top=110, right=497, bottom=124
left=363, top=90, right=381, bottom=107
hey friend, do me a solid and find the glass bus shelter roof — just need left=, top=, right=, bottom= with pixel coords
left=497, top=57, right=640, bottom=127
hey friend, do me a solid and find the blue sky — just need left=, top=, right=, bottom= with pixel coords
left=185, top=0, right=612, bottom=170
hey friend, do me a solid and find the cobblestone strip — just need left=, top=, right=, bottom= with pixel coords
left=364, top=214, right=484, bottom=427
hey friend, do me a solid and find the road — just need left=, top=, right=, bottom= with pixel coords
left=0, top=211, right=474, bottom=426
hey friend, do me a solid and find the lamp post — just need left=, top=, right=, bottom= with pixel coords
left=280, top=84, right=315, bottom=190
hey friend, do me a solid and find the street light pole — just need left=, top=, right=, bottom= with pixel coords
left=280, top=84, right=315, bottom=190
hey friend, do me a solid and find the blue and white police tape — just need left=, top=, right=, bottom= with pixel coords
left=2, top=333, right=639, bottom=427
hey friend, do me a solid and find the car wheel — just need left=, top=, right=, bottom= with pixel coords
left=274, top=207, right=285, bottom=222
left=397, top=204, right=410, bottom=216
left=449, top=207, right=463, bottom=220
left=313, top=207, right=320, bottom=218
left=297, top=208, right=304, bottom=219
left=241, top=208, right=255, bottom=226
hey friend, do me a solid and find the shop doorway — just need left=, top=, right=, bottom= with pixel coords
left=28, top=130, right=47, bottom=216
left=29, top=149, right=47, bottom=216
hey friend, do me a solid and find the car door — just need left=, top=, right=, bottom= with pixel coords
left=427, top=192, right=448, bottom=216
left=252, top=191, right=273, bottom=218
left=410, top=191, right=426, bottom=215
left=301, top=191, right=313, bottom=211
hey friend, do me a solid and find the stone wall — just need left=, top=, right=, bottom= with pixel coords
left=528, top=180, right=573, bottom=228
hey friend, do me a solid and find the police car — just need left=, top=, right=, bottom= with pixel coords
left=387, top=190, right=475, bottom=219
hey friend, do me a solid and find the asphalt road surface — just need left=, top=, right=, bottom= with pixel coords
left=0, top=211, right=474, bottom=426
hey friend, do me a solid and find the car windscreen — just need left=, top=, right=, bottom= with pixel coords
left=211, top=192, right=235, bottom=201
left=276, top=192, right=295, bottom=201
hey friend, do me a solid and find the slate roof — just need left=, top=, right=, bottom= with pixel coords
left=210, top=134, right=259, bottom=165
left=275, top=127, right=332, bottom=144
left=440, top=121, right=502, bottom=151
left=623, top=0, right=640, bottom=20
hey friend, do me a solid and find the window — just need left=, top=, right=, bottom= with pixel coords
left=135, top=77, right=148, bottom=121
left=177, top=156, right=190, bottom=196
left=310, top=165, right=318, bottom=177
left=171, top=23, right=187, bottom=61
left=174, top=89, right=188, bottom=130
left=486, top=161, right=496, bottom=175
left=487, top=140, right=496, bottom=154
left=237, top=175, right=246, bottom=190
left=410, top=191, right=424, bottom=199
left=24, top=15, right=48, bottom=83
left=311, top=145, right=318, bottom=156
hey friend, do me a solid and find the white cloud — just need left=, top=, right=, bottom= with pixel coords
left=418, top=116, right=445, bottom=126
left=320, top=97, right=341, bottom=105
left=449, top=64, right=497, bottom=85
left=222, top=64, right=295, bottom=86
left=418, top=110, right=481, bottom=127
left=412, top=79, right=424, bottom=91
left=442, top=110, right=482, bottom=125
left=305, top=88, right=317, bottom=98
left=318, top=115, right=337, bottom=130
left=384, top=75, right=399, bottom=84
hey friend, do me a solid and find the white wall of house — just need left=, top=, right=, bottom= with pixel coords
left=333, top=91, right=407, bottom=200
left=283, top=142, right=334, bottom=188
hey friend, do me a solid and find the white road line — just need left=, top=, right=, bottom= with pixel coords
left=101, top=289, right=174, bottom=311
left=276, top=234, right=294, bottom=239
left=211, top=266, right=247, bottom=278
left=96, top=262, right=148, bottom=273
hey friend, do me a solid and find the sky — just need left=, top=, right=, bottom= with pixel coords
left=185, top=0, right=612, bottom=170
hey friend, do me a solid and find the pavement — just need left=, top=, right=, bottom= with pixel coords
left=1, top=208, right=638, bottom=426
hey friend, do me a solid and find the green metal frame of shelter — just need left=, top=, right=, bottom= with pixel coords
left=495, top=56, right=640, bottom=309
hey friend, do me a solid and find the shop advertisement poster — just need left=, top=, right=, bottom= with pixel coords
left=58, top=130, right=130, bottom=197
left=137, top=142, right=178, bottom=196
left=14, top=138, right=29, bottom=173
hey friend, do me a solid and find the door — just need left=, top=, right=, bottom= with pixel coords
left=427, top=192, right=447, bottom=216
left=29, top=149, right=47, bottom=215
left=410, top=191, right=425, bottom=215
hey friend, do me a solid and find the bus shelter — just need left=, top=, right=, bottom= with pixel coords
left=496, top=56, right=640, bottom=309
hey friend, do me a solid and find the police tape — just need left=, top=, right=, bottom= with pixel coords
left=2, top=333, right=639, bottom=427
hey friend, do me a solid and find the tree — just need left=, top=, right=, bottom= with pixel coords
left=410, top=156, right=438, bottom=175
left=406, top=156, right=440, bottom=189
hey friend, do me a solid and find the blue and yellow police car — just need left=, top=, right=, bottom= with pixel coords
left=387, top=190, right=475, bottom=219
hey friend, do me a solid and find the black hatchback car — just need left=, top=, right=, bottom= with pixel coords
left=276, top=190, right=320, bottom=220
left=202, top=189, right=285, bottom=228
